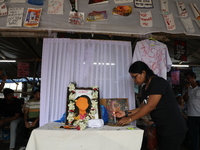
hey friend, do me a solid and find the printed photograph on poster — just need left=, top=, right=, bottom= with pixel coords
left=48, top=0, right=63, bottom=14
left=134, top=0, right=153, bottom=9
left=0, top=3, right=8, bottom=16
left=24, top=8, right=42, bottom=27
left=174, top=40, right=187, bottom=61
left=112, top=6, right=132, bottom=16
left=6, top=8, right=24, bottom=27
left=87, top=11, right=107, bottom=22
left=69, top=11, right=84, bottom=25
left=171, top=70, right=180, bottom=85
left=100, top=98, right=129, bottom=124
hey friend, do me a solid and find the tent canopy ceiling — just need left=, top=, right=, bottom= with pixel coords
left=0, top=32, right=199, bottom=80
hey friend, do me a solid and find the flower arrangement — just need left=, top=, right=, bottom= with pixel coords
left=67, top=83, right=99, bottom=130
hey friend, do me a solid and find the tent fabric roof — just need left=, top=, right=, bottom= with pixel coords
left=1, top=0, right=200, bottom=36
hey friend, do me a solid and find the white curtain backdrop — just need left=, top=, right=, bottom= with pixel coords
left=40, top=38, right=135, bottom=126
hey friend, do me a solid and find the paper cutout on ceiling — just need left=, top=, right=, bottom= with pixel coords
left=0, top=3, right=8, bottom=16
left=69, top=11, right=84, bottom=25
left=176, top=2, right=188, bottom=18
left=114, top=0, right=133, bottom=4
left=6, top=8, right=24, bottom=27
left=134, top=0, right=153, bottom=8
left=112, top=5, right=132, bottom=16
left=48, top=0, right=64, bottom=14
left=10, top=0, right=26, bottom=3
left=87, top=11, right=107, bottom=22
left=163, top=13, right=176, bottom=31
left=69, top=0, right=77, bottom=12
left=88, top=0, right=108, bottom=5
left=24, top=8, right=42, bottom=27
left=190, top=3, right=200, bottom=20
left=140, top=10, right=153, bottom=27
left=28, top=0, right=44, bottom=5
left=160, top=0, right=169, bottom=14
left=181, top=17, right=195, bottom=33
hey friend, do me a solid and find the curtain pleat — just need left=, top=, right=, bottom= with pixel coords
left=40, top=38, right=135, bottom=126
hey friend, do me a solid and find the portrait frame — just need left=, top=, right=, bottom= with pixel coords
left=66, top=83, right=101, bottom=128
left=100, top=98, right=129, bottom=124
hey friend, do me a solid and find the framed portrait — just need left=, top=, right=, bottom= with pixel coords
left=66, top=83, right=101, bottom=129
left=100, top=98, right=129, bottom=124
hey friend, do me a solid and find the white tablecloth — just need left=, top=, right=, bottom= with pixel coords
left=26, top=122, right=144, bottom=150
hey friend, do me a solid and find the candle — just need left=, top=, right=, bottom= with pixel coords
left=113, top=111, right=117, bottom=124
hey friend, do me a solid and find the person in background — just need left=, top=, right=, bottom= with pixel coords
left=184, top=71, right=200, bottom=150
left=115, top=61, right=187, bottom=150
left=0, top=88, right=22, bottom=150
left=177, top=96, right=187, bottom=120
left=0, top=69, right=7, bottom=91
left=24, top=89, right=40, bottom=130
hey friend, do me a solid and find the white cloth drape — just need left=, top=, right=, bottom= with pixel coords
left=40, top=38, right=135, bottom=126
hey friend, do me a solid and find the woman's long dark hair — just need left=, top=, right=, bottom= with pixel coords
left=129, top=61, right=155, bottom=82
left=74, top=95, right=92, bottom=117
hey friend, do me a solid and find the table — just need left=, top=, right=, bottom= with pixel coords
left=26, top=122, right=144, bottom=150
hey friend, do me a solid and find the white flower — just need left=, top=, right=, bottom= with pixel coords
left=69, top=93, right=75, bottom=100
left=92, top=91, right=98, bottom=99
left=67, top=112, right=75, bottom=123
left=69, top=83, right=75, bottom=91
left=79, top=121, right=87, bottom=130
left=91, top=100, right=98, bottom=109
left=68, top=101, right=75, bottom=110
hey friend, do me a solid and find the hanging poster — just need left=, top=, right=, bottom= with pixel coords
left=28, top=0, right=44, bottom=5
left=174, top=40, right=187, bottom=61
left=0, top=3, right=8, bottom=16
left=114, top=0, right=133, bottom=4
left=69, top=0, right=77, bottom=12
left=181, top=17, right=195, bottom=33
left=18, top=62, right=29, bottom=77
left=87, top=11, right=107, bottom=22
left=112, top=5, right=132, bottom=16
left=66, top=83, right=101, bottom=130
left=24, top=8, right=42, bottom=27
left=10, top=0, right=26, bottom=3
left=47, top=0, right=63, bottom=14
left=163, top=13, right=176, bottom=31
left=69, top=11, right=84, bottom=25
left=6, top=8, right=24, bottom=27
left=140, top=10, right=153, bottom=27
left=134, top=0, right=153, bottom=9
left=176, top=2, right=188, bottom=18
left=190, top=3, right=200, bottom=20
left=171, top=70, right=180, bottom=85
left=100, top=98, right=129, bottom=124
left=160, top=0, right=169, bottom=14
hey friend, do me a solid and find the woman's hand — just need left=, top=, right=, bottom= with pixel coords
left=115, top=110, right=125, bottom=118
left=117, top=117, right=132, bottom=126
left=25, top=122, right=31, bottom=128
